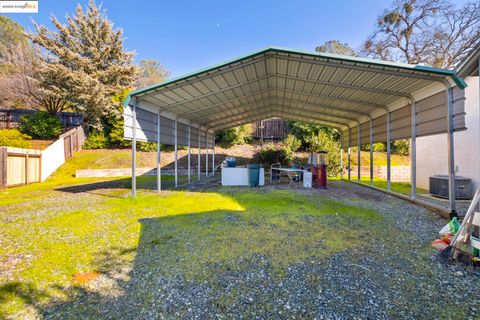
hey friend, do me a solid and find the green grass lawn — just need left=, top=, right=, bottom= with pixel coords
left=0, top=149, right=429, bottom=318
left=0, top=148, right=390, bottom=318
left=353, top=177, right=428, bottom=196
left=1, top=180, right=387, bottom=318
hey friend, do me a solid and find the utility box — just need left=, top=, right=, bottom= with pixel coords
left=429, top=175, right=472, bottom=200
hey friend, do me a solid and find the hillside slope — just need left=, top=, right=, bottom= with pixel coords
left=54, top=145, right=409, bottom=178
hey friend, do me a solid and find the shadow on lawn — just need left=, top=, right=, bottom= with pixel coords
left=54, top=176, right=185, bottom=198
left=4, top=182, right=394, bottom=318
left=0, top=282, right=50, bottom=319
left=39, top=209, right=249, bottom=319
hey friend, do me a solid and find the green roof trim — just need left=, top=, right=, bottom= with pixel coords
left=124, top=46, right=467, bottom=107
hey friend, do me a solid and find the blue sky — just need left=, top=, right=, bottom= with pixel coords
left=5, top=0, right=404, bottom=77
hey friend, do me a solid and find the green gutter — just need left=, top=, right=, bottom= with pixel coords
left=124, top=46, right=467, bottom=107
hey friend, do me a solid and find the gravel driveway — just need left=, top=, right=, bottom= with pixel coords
left=41, top=180, right=480, bottom=320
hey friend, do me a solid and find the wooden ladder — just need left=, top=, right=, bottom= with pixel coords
left=451, top=187, right=480, bottom=258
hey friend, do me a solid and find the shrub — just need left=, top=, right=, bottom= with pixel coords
left=0, top=129, right=32, bottom=148
left=372, top=142, right=387, bottom=152
left=288, top=121, right=340, bottom=149
left=83, top=130, right=110, bottom=149
left=392, top=139, right=410, bottom=156
left=137, top=141, right=157, bottom=152
left=106, top=116, right=131, bottom=148
left=256, top=143, right=293, bottom=167
left=284, top=134, right=301, bottom=153
left=20, top=112, right=63, bottom=139
left=215, top=124, right=252, bottom=146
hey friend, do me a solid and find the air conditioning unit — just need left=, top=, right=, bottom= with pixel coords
left=429, top=175, right=472, bottom=200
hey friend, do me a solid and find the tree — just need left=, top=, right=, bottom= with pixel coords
left=27, top=0, right=139, bottom=129
left=136, top=59, right=170, bottom=88
left=0, top=17, right=32, bottom=108
left=287, top=121, right=340, bottom=150
left=361, top=0, right=480, bottom=68
left=0, top=16, right=28, bottom=58
left=315, top=40, right=357, bottom=56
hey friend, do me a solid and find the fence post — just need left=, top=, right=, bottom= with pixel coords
left=25, top=153, right=29, bottom=185
left=0, top=148, right=7, bottom=188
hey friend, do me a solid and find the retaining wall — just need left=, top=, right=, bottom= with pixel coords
left=348, top=166, right=411, bottom=182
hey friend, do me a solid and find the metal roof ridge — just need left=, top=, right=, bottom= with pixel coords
left=124, top=46, right=467, bottom=107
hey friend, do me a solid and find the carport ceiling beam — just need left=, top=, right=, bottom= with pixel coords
left=158, top=75, right=271, bottom=111
left=274, top=88, right=387, bottom=110
left=206, top=105, right=353, bottom=129
left=178, top=88, right=271, bottom=116
left=167, top=76, right=393, bottom=117
left=214, top=110, right=344, bottom=132
left=275, top=74, right=410, bottom=98
left=191, top=97, right=369, bottom=124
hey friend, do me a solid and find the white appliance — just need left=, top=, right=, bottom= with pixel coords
left=221, top=167, right=265, bottom=186
left=303, top=172, right=312, bottom=188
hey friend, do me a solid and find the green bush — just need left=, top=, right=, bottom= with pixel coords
left=137, top=141, right=157, bottom=152
left=392, top=139, right=410, bottom=156
left=284, top=134, right=301, bottom=153
left=288, top=121, right=340, bottom=149
left=256, top=143, right=293, bottom=167
left=372, top=142, right=387, bottom=152
left=20, top=112, right=62, bottom=139
left=106, top=116, right=131, bottom=148
left=83, top=130, right=110, bottom=149
left=215, top=124, right=252, bottom=146
left=0, top=129, right=32, bottom=148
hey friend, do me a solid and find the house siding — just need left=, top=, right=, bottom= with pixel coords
left=416, top=76, right=480, bottom=190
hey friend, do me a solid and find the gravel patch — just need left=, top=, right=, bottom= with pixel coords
left=41, top=180, right=480, bottom=319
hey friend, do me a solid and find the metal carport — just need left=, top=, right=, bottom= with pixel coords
left=123, top=46, right=467, bottom=216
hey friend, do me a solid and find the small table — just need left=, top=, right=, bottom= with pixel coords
left=270, top=167, right=306, bottom=187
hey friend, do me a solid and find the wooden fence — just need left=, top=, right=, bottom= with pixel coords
left=0, top=126, right=85, bottom=188
left=0, top=109, right=83, bottom=129
left=252, top=118, right=288, bottom=140
left=0, top=147, right=42, bottom=187
left=62, top=126, right=85, bottom=160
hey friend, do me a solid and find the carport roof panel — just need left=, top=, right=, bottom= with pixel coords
left=123, top=46, right=466, bottom=132
left=125, top=46, right=466, bottom=105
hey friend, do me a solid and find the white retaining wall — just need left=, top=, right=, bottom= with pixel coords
left=348, top=166, right=411, bottom=182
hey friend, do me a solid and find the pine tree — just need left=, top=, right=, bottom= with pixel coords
left=28, top=0, right=139, bottom=129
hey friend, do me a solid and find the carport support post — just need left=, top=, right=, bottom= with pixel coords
left=369, top=119, right=373, bottom=187
left=446, top=86, right=457, bottom=216
left=357, top=125, right=361, bottom=182
left=187, top=124, right=191, bottom=184
left=348, top=128, right=351, bottom=181
left=410, top=98, right=417, bottom=200
left=131, top=99, right=137, bottom=197
left=212, top=137, right=215, bottom=176
left=197, top=128, right=201, bottom=180
left=340, top=132, right=343, bottom=180
left=386, top=111, right=391, bottom=192
left=174, top=119, right=178, bottom=188
left=156, top=110, right=161, bottom=192
left=205, top=131, right=209, bottom=177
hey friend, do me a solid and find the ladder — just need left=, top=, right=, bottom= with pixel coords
left=450, top=187, right=480, bottom=259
